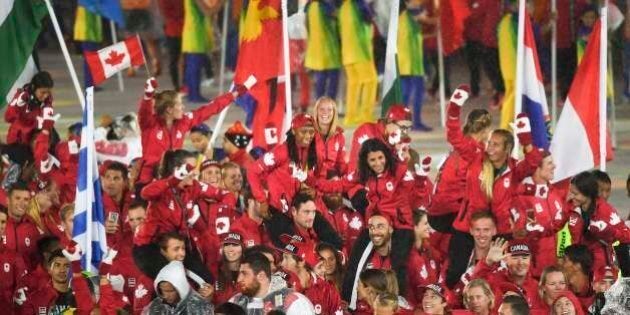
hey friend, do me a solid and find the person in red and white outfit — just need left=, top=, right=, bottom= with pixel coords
left=4, top=72, right=55, bottom=145
left=444, top=84, right=542, bottom=290
left=135, top=77, right=247, bottom=192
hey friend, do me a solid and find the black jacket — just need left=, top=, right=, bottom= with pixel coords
left=341, top=228, right=414, bottom=305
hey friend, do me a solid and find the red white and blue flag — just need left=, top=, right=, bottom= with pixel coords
left=550, top=10, right=612, bottom=182
left=520, top=14, right=550, bottom=149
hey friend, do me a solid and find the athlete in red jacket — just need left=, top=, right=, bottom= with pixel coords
left=406, top=211, right=444, bottom=308
left=4, top=72, right=55, bottom=145
left=101, top=161, right=134, bottom=247
left=428, top=109, right=491, bottom=233
left=514, top=152, right=570, bottom=277
left=4, top=182, right=41, bottom=271
left=246, top=114, right=320, bottom=215
left=136, top=77, right=246, bottom=186
left=0, top=208, right=27, bottom=314
left=472, top=239, right=539, bottom=308
left=312, top=97, right=347, bottom=179
left=566, top=171, right=630, bottom=272
left=444, top=85, right=541, bottom=289
left=303, top=138, right=431, bottom=229
left=19, top=246, right=94, bottom=315
left=278, top=238, right=344, bottom=315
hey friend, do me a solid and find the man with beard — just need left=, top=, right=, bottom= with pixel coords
left=341, top=213, right=414, bottom=311
left=266, top=192, right=343, bottom=250
left=229, top=252, right=315, bottom=314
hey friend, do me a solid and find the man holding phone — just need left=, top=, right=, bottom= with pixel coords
left=101, top=161, right=134, bottom=247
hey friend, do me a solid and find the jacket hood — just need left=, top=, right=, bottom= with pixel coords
left=154, top=261, right=191, bottom=302
left=552, top=290, right=585, bottom=315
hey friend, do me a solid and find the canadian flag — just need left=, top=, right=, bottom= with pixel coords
left=84, top=36, right=145, bottom=86
left=550, top=8, right=613, bottom=183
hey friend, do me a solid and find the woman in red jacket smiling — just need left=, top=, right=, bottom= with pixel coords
left=135, top=77, right=246, bottom=192
left=443, top=84, right=541, bottom=289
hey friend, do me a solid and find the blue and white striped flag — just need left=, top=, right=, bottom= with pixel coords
left=72, top=87, right=107, bottom=273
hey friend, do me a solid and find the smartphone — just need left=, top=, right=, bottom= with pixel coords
left=108, top=212, right=120, bottom=224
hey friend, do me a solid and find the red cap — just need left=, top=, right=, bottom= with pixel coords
left=386, top=105, right=411, bottom=122
left=507, top=240, right=531, bottom=256
left=278, top=238, right=320, bottom=268
left=291, top=113, right=314, bottom=130
left=593, top=265, right=618, bottom=283
left=222, top=232, right=243, bottom=246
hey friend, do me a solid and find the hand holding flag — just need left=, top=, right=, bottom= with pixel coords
left=511, top=113, right=533, bottom=146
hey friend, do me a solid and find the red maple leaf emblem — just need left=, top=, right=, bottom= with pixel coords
left=517, top=120, right=526, bottom=129
left=104, top=50, right=125, bottom=66
left=539, top=187, right=547, bottom=196
left=453, top=92, right=462, bottom=99
left=216, top=221, right=226, bottom=231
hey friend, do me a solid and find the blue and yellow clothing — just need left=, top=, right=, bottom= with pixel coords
left=398, top=10, right=424, bottom=76
left=339, top=0, right=373, bottom=65
left=305, top=1, right=341, bottom=70
left=74, top=6, right=103, bottom=43
left=498, top=13, right=517, bottom=129
left=182, top=0, right=208, bottom=53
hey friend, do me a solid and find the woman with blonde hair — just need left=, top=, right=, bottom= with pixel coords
left=25, top=181, right=62, bottom=238
left=312, top=96, right=347, bottom=178
left=444, top=85, right=541, bottom=289
left=463, top=279, right=495, bottom=315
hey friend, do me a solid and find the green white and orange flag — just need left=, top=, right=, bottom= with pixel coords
left=0, top=0, right=48, bottom=106
left=380, top=0, right=402, bottom=116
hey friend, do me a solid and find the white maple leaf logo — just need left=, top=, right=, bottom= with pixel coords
left=263, top=152, right=275, bottom=166
left=349, top=216, right=362, bottom=230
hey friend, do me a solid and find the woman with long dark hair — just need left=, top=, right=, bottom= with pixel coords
left=246, top=114, right=320, bottom=216
left=301, top=138, right=431, bottom=229
left=566, top=171, right=630, bottom=273
left=212, top=233, right=244, bottom=305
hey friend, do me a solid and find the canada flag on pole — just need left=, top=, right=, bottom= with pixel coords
left=84, top=36, right=145, bottom=86
left=550, top=8, right=613, bottom=183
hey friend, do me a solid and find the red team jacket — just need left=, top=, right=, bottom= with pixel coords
left=447, top=112, right=541, bottom=234
left=247, top=143, right=314, bottom=211
left=134, top=178, right=235, bottom=245
left=136, top=92, right=234, bottom=184
left=567, top=198, right=630, bottom=271
left=4, top=87, right=52, bottom=145
left=314, top=127, right=347, bottom=178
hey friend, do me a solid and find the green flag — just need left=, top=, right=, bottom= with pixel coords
left=381, top=0, right=402, bottom=116
left=0, top=0, right=48, bottom=106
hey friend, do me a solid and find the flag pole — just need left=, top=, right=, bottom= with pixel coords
left=281, top=0, right=293, bottom=134
left=512, top=0, right=527, bottom=156
left=109, top=20, right=124, bottom=92
left=550, top=0, right=557, bottom=127
left=43, top=0, right=85, bottom=109
left=610, top=49, right=618, bottom=149
left=437, top=19, right=446, bottom=128
left=599, top=5, right=607, bottom=171
left=209, top=0, right=232, bottom=148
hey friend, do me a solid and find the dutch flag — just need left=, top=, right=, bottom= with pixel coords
left=72, top=87, right=108, bottom=272
left=519, top=13, right=550, bottom=150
